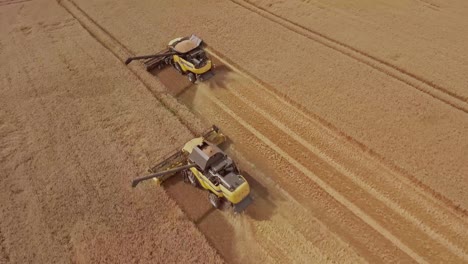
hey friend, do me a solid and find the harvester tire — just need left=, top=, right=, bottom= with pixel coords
left=182, top=170, right=190, bottom=183
left=174, top=62, right=183, bottom=74
left=209, top=193, right=221, bottom=209
left=164, top=57, right=173, bottom=65
left=185, top=170, right=199, bottom=187
left=188, top=73, right=196, bottom=83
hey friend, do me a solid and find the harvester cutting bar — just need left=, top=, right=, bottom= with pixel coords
left=132, top=163, right=196, bottom=188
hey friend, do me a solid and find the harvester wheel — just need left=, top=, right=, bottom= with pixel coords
left=185, top=170, right=199, bottom=187
left=182, top=170, right=190, bottom=183
left=164, top=57, right=173, bottom=65
left=208, top=193, right=221, bottom=209
left=174, top=62, right=183, bottom=74
left=188, top=73, right=196, bottom=83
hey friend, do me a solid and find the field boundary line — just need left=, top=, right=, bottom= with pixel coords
left=229, top=0, right=468, bottom=114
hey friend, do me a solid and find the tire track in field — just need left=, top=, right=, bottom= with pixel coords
left=224, top=80, right=468, bottom=248
left=0, top=0, right=31, bottom=7
left=194, top=78, right=467, bottom=262
left=216, top=76, right=468, bottom=256
left=206, top=47, right=468, bottom=219
left=228, top=0, right=468, bottom=114
left=190, top=87, right=427, bottom=263
left=205, top=54, right=468, bottom=249
left=204, top=50, right=468, bottom=258
left=0, top=228, right=9, bottom=263
left=182, top=87, right=415, bottom=263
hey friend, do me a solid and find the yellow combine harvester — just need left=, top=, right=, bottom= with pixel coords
left=131, top=126, right=253, bottom=213
left=125, top=34, right=214, bottom=83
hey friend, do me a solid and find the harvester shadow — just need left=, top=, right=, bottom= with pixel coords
left=219, top=140, right=276, bottom=221
left=222, top=139, right=284, bottom=222
left=160, top=173, right=217, bottom=223
left=160, top=174, right=239, bottom=261
left=218, top=140, right=275, bottom=221
left=150, top=66, right=194, bottom=96
left=238, top=170, right=277, bottom=222
left=206, top=64, right=232, bottom=90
